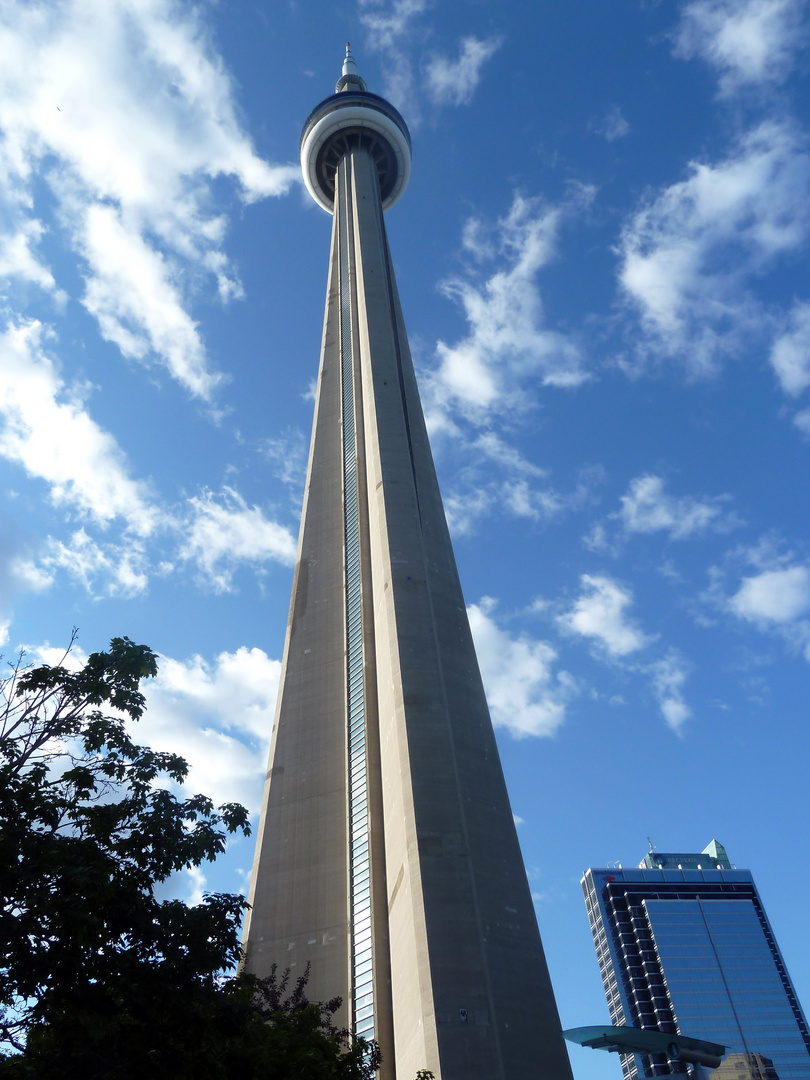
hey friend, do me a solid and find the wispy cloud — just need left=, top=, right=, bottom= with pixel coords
left=441, top=432, right=551, bottom=534
left=16, top=635, right=279, bottom=811
left=436, top=432, right=599, bottom=538
left=0, top=0, right=297, bottom=399
left=358, top=0, right=429, bottom=110
left=444, top=477, right=563, bottom=536
left=618, top=475, right=739, bottom=539
left=770, top=300, right=810, bottom=429
left=138, top=645, right=280, bottom=812
left=730, top=565, right=810, bottom=623
left=705, top=536, right=810, bottom=658
left=673, top=0, right=808, bottom=96
left=0, top=319, right=157, bottom=534
left=556, top=575, right=694, bottom=730
left=0, top=528, right=53, bottom=643
left=451, top=477, right=596, bottom=538
left=0, top=316, right=296, bottom=597
left=728, top=561, right=810, bottom=660
left=618, top=121, right=810, bottom=374
left=262, top=428, right=308, bottom=492
left=43, top=529, right=149, bottom=598
left=648, top=651, right=692, bottom=732
left=468, top=598, right=576, bottom=738
left=558, top=574, right=653, bottom=657
left=587, top=475, right=740, bottom=553
left=794, top=408, right=810, bottom=436
left=592, top=104, right=630, bottom=142
left=25, top=481, right=299, bottom=599
left=79, top=203, right=220, bottom=400
left=425, top=35, right=502, bottom=106
left=0, top=219, right=65, bottom=297
left=358, top=0, right=428, bottom=53
left=426, top=191, right=591, bottom=426
left=184, top=865, right=208, bottom=907
left=180, top=487, right=297, bottom=592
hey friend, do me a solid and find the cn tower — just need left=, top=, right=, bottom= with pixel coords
left=243, top=47, right=573, bottom=1080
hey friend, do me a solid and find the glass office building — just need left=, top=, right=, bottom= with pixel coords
left=582, top=843, right=810, bottom=1078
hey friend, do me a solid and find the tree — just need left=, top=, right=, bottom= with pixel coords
left=218, top=965, right=382, bottom=1080
left=0, top=635, right=380, bottom=1079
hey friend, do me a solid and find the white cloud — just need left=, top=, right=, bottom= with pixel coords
left=618, top=122, right=810, bottom=374
left=583, top=522, right=612, bottom=554
left=427, top=192, right=590, bottom=423
left=181, top=487, right=297, bottom=591
left=0, top=317, right=300, bottom=594
left=185, top=865, right=207, bottom=907
left=443, top=485, right=496, bottom=537
left=554, top=573, right=691, bottom=732
left=467, top=600, right=575, bottom=738
left=730, top=565, right=810, bottom=622
left=0, top=0, right=298, bottom=398
left=619, top=474, right=738, bottom=538
left=425, top=36, right=502, bottom=106
left=439, top=435, right=597, bottom=537
left=558, top=574, right=652, bottom=656
left=262, top=428, right=308, bottom=491
left=358, top=0, right=429, bottom=110
left=770, top=299, right=810, bottom=396
left=5, top=556, right=51, bottom=596
left=472, top=432, right=548, bottom=477
left=0, top=319, right=157, bottom=533
left=42, top=529, right=149, bottom=597
left=13, top=638, right=281, bottom=813
left=674, top=0, right=808, bottom=96
left=502, top=479, right=564, bottom=521
left=358, top=0, right=427, bottom=53
left=0, top=528, right=53, bottom=638
left=140, top=646, right=281, bottom=812
left=594, top=104, right=630, bottom=142
left=705, top=539, right=810, bottom=659
left=80, top=203, right=219, bottom=400
left=648, top=652, right=692, bottom=732
left=444, top=477, right=563, bottom=535
left=0, top=219, right=63, bottom=296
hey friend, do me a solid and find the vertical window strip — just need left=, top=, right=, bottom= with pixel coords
left=338, top=159, right=374, bottom=1044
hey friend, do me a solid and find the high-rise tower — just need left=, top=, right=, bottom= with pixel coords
left=582, top=842, right=810, bottom=1079
left=242, top=48, right=573, bottom=1080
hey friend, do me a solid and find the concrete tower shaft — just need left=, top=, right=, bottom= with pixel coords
left=243, top=52, right=573, bottom=1080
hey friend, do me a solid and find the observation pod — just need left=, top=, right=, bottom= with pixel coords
left=300, top=45, right=411, bottom=213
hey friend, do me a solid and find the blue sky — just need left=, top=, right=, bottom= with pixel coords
left=1, top=0, right=809, bottom=1074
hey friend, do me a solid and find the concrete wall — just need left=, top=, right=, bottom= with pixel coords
left=349, top=148, right=573, bottom=1080
left=243, top=208, right=351, bottom=1023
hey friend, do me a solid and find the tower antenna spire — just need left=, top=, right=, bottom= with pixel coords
left=336, top=40, right=366, bottom=93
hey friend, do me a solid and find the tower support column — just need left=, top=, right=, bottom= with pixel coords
left=244, top=49, right=574, bottom=1080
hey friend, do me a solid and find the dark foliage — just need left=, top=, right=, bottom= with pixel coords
left=225, top=965, right=383, bottom=1080
left=0, top=635, right=379, bottom=1079
left=3, top=965, right=381, bottom=1079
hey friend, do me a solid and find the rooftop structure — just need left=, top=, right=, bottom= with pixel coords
left=582, top=842, right=810, bottom=1079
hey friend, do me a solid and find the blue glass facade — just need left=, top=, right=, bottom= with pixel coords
left=582, top=849, right=810, bottom=1079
